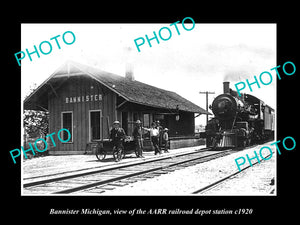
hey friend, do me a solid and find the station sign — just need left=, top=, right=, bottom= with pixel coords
left=65, top=94, right=102, bottom=104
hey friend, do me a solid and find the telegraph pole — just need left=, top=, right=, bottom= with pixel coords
left=199, top=91, right=215, bottom=125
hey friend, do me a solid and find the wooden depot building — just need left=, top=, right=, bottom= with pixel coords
left=24, top=61, right=210, bottom=155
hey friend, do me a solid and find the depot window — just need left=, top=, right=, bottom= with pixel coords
left=143, top=113, right=150, bottom=127
left=89, top=110, right=101, bottom=141
left=61, top=111, right=73, bottom=142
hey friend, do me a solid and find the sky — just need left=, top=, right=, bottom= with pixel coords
left=21, top=23, right=276, bottom=126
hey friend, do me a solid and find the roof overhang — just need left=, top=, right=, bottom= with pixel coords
left=24, top=61, right=130, bottom=111
left=24, top=61, right=211, bottom=115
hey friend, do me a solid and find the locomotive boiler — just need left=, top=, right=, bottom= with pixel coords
left=205, top=82, right=274, bottom=148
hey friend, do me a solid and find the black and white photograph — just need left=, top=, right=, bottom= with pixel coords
left=20, top=22, right=278, bottom=196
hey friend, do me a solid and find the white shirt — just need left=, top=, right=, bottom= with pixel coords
left=143, top=127, right=159, bottom=137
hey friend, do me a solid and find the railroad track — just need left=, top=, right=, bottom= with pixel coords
left=23, top=148, right=233, bottom=194
left=191, top=153, right=274, bottom=195
left=23, top=148, right=211, bottom=186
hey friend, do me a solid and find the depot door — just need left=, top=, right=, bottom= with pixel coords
left=89, top=110, right=101, bottom=142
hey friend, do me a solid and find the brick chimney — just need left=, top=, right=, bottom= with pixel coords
left=125, top=63, right=134, bottom=81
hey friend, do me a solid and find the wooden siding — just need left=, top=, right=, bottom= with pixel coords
left=166, top=112, right=195, bottom=136
left=45, top=75, right=197, bottom=155
left=118, top=101, right=195, bottom=137
left=47, top=75, right=117, bottom=154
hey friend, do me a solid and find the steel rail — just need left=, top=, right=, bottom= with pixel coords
left=191, top=153, right=272, bottom=194
left=53, top=150, right=232, bottom=194
left=24, top=147, right=212, bottom=188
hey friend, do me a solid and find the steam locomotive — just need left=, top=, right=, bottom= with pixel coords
left=204, top=82, right=275, bottom=148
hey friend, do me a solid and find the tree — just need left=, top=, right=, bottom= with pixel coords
left=23, top=82, right=49, bottom=137
left=23, top=110, right=49, bottom=137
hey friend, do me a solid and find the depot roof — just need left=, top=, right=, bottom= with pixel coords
left=24, top=61, right=210, bottom=114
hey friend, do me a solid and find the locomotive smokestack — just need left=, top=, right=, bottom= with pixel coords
left=223, top=81, right=230, bottom=94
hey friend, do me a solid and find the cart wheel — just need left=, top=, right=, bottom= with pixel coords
left=96, top=148, right=106, bottom=161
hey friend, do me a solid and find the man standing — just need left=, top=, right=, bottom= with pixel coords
left=132, top=120, right=144, bottom=158
left=144, top=122, right=161, bottom=155
left=162, top=128, right=170, bottom=153
left=156, top=120, right=163, bottom=149
left=110, top=121, right=126, bottom=160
